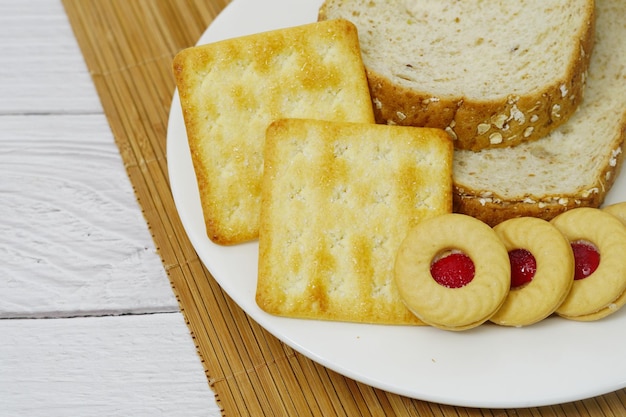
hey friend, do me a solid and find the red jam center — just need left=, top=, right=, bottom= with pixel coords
left=430, top=252, right=475, bottom=288
left=508, top=249, right=537, bottom=288
left=571, top=242, right=600, bottom=280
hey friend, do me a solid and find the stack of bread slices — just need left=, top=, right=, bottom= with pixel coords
left=319, top=0, right=625, bottom=226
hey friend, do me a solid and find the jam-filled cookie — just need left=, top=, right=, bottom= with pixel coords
left=573, top=203, right=626, bottom=321
left=550, top=207, right=626, bottom=320
left=490, top=217, right=574, bottom=326
left=394, top=213, right=510, bottom=331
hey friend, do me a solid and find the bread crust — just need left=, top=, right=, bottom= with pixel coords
left=319, top=0, right=596, bottom=151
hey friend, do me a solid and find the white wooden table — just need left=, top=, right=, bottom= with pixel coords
left=0, top=1, right=221, bottom=415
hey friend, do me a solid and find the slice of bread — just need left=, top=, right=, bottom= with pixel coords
left=172, top=19, right=375, bottom=245
left=319, top=0, right=595, bottom=151
left=453, top=0, right=625, bottom=226
left=256, top=119, right=453, bottom=324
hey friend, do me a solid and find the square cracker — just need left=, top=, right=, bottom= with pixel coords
left=257, top=119, right=453, bottom=325
left=172, top=19, right=375, bottom=245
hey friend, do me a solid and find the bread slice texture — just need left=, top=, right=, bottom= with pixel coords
left=172, top=19, right=375, bottom=245
left=453, top=0, right=625, bottom=226
left=319, top=0, right=595, bottom=151
left=257, top=119, right=453, bottom=324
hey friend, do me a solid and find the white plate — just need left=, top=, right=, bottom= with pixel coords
left=167, top=0, right=626, bottom=408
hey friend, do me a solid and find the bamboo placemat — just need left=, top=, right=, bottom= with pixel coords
left=62, top=1, right=626, bottom=415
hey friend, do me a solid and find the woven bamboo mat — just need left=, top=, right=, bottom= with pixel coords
left=61, top=1, right=626, bottom=415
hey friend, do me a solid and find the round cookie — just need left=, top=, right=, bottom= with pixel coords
left=571, top=202, right=626, bottom=321
left=550, top=207, right=626, bottom=320
left=490, top=217, right=574, bottom=327
left=394, top=213, right=510, bottom=331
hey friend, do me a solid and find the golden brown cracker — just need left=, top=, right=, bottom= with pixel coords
left=257, top=119, right=453, bottom=324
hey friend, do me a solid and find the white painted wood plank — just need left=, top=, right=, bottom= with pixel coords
left=0, top=0, right=102, bottom=114
left=0, top=313, right=221, bottom=417
left=0, top=114, right=178, bottom=318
